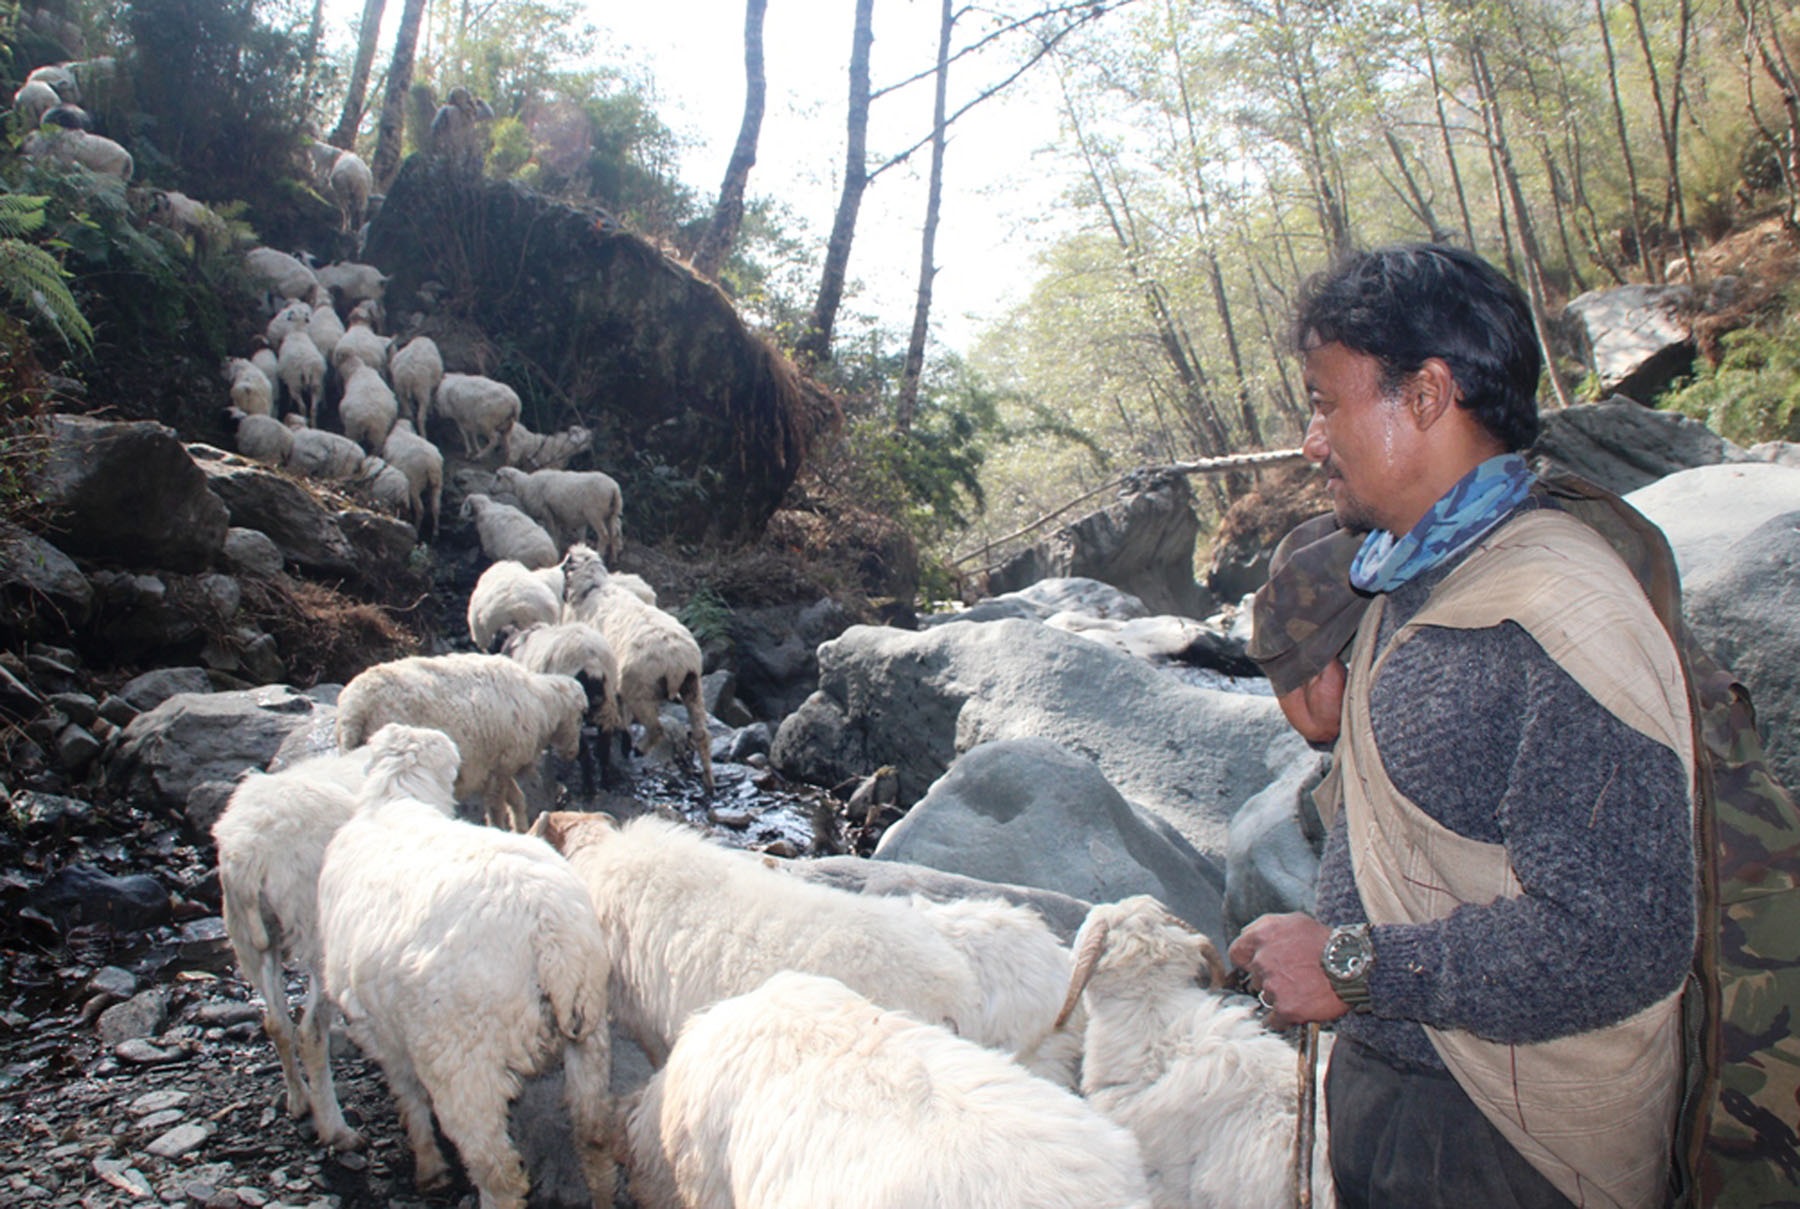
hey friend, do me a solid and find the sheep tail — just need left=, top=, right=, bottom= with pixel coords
left=1055, top=912, right=1111, bottom=1030
left=560, top=1011, right=619, bottom=1207
left=532, top=903, right=610, bottom=1044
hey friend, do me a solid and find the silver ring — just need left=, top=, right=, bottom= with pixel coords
left=1258, top=989, right=1276, bottom=1011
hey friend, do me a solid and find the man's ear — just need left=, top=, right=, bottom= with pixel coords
left=1408, top=357, right=1460, bottom=430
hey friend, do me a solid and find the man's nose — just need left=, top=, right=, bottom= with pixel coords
left=1302, top=414, right=1328, bottom=464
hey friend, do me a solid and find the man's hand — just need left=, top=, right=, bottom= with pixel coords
left=1228, top=912, right=1350, bottom=1029
left=1277, top=658, right=1347, bottom=744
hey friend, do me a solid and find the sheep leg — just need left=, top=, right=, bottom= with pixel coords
left=426, top=1074, right=530, bottom=1209
left=377, top=1052, right=452, bottom=1193
left=296, top=980, right=365, bottom=1151
left=247, top=947, right=308, bottom=1118
left=470, top=423, right=505, bottom=463
left=504, top=776, right=530, bottom=833
left=562, top=1029, right=619, bottom=1206
left=680, top=673, right=714, bottom=794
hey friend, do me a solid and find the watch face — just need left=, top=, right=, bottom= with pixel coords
left=1325, top=929, right=1371, bottom=980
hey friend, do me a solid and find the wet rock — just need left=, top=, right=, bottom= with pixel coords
left=56, top=723, right=102, bottom=770
left=8, top=790, right=91, bottom=832
left=29, top=863, right=170, bottom=931
left=97, top=988, right=169, bottom=1046
left=145, top=1120, right=213, bottom=1159
left=87, top=966, right=138, bottom=1001
left=725, top=723, right=770, bottom=762
left=128, top=1089, right=190, bottom=1116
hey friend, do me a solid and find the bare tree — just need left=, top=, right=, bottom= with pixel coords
left=371, top=0, right=428, bottom=191
left=1628, top=0, right=1697, bottom=280
left=330, top=0, right=389, bottom=150
left=895, top=0, right=954, bottom=432
left=796, top=0, right=875, bottom=367
left=1594, top=0, right=1654, bottom=279
left=694, top=0, right=769, bottom=280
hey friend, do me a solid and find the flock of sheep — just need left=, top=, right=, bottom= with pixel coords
left=12, top=61, right=1335, bottom=1208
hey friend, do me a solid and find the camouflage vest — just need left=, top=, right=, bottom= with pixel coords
left=1247, top=471, right=1800, bottom=1208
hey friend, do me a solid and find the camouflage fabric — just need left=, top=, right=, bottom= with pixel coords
left=1247, top=471, right=1800, bottom=1209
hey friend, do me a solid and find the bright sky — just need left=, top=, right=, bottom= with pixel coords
left=323, top=0, right=1078, bottom=351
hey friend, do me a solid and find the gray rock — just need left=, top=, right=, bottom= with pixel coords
left=986, top=472, right=1214, bottom=619
left=726, top=722, right=771, bottom=762
left=87, top=966, right=138, bottom=1001
left=1627, top=462, right=1800, bottom=582
left=55, top=723, right=101, bottom=770
left=771, top=619, right=1309, bottom=863
left=9, top=790, right=90, bottom=831
left=87, top=572, right=248, bottom=662
left=873, top=738, right=1227, bottom=937
left=0, top=527, right=92, bottom=639
left=1748, top=440, right=1800, bottom=468
left=108, top=686, right=322, bottom=822
left=335, top=506, right=417, bottom=569
left=47, top=692, right=99, bottom=726
left=731, top=597, right=855, bottom=722
left=1560, top=284, right=1696, bottom=402
left=29, top=416, right=228, bottom=571
left=192, top=455, right=358, bottom=574
left=1224, top=750, right=1331, bottom=937
left=97, top=988, right=169, bottom=1046
left=28, top=863, right=169, bottom=931
left=144, top=1121, right=213, bottom=1160
left=116, top=667, right=213, bottom=713
left=222, top=527, right=285, bottom=578
left=130, top=1089, right=189, bottom=1116
left=789, top=853, right=1095, bottom=942
left=265, top=704, right=342, bottom=771
left=922, top=577, right=1150, bottom=628
left=1530, top=397, right=1745, bottom=496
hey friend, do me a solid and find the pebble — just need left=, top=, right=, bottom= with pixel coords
left=192, top=1002, right=261, bottom=1028
left=116, top=1038, right=189, bottom=1065
left=145, top=1121, right=213, bottom=1159
left=99, top=989, right=170, bottom=1047
left=130, top=1090, right=190, bottom=1117
left=92, top=1157, right=154, bottom=1198
left=137, top=1108, right=186, bottom=1134
left=88, top=966, right=139, bottom=1000
left=232, top=1189, right=268, bottom=1207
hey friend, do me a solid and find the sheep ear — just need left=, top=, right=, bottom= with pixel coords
left=526, top=810, right=570, bottom=847
left=1196, top=936, right=1229, bottom=990
left=1055, top=913, right=1111, bottom=1030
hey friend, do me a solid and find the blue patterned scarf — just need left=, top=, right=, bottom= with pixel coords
left=1349, top=453, right=1536, bottom=592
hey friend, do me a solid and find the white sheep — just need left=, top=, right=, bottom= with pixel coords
left=536, top=558, right=651, bottom=607
left=212, top=737, right=457, bottom=1152
left=332, top=311, right=390, bottom=381
left=282, top=415, right=367, bottom=481
left=13, top=78, right=59, bottom=128
left=265, top=299, right=312, bottom=348
left=147, top=189, right=226, bottom=250
left=306, top=298, right=345, bottom=366
left=436, top=372, right=520, bottom=461
left=504, top=420, right=592, bottom=472
left=317, top=723, right=616, bottom=1209
left=499, top=621, right=625, bottom=792
left=380, top=419, right=444, bottom=538
left=467, top=558, right=562, bottom=653
left=562, top=545, right=711, bottom=792
left=316, top=260, right=388, bottom=309
left=626, top=971, right=1152, bottom=1209
left=24, top=63, right=78, bottom=104
left=347, top=297, right=384, bottom=331
left=532, top=811, right=1041, bottom=1067
left=355, top=455, right=413, bottom=522
left=225, top=357, right=274, bottom=417
left=1057, top=895, right=1332, bottom=1209
left=462, top=493, right=558, bottom=570
left=229, top=406, right=293, bottom=466
left=277, top=329, right=326, bottom=427
left=246, top=246, right=323, bottom=303
left=326, top=154, right=373, bottom=234
left=493, top=465, right=622, bottom=563
left=27, top=126, right=131, bottom=178
left=389, top=336, right=443, bottom=430
left=334, top=652, right=586, bottom=831
left=339, top=361, right=398, bottom=451
left=251, top=346, right=281, bottom=406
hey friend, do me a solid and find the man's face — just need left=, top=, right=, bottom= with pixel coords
left=1301, top=340, right=1413, bottom=534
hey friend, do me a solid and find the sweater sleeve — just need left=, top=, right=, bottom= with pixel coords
left=1360, top=620, right=1695, bottom=1044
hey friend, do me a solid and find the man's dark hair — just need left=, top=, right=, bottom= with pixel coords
left=1292, top=243, right=1541, bottom=451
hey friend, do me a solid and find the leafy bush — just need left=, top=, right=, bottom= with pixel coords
left=1662, top=321, right=1800, bottom=445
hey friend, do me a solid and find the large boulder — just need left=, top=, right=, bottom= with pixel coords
left=922, top=577, right=1149, bottom=628
left=1626, top=462, right=1800, bottom=582
left=730, top=598, right=856, bottom=723
left=1529, top=397, right=1745, bottom=496
left=28, top=416, right=228, bottom=571
left=770, top=618, right=1311, bottom=862
left=0, top=526, right=92, bottom=641
left=984, top=472, right=1213, bottom=618
left=785, top=853, right=1094, bottom=942
left=1224, top=750, right=1331, bottom=936
left=1560, top=283, right=1699, bottom=402
left=873, top=738, right=1227, bottom=937
left=190, top=449, right=358, bottom=575
left=107, top=686, right=326, bottom=831
left=364, top=155, right=839, bottom=544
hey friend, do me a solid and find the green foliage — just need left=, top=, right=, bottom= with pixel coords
left=675, top=584, right=733, bottom=647
left=0, top=193, right=91, bottom=352
left=1662, top=321, right=1800, bottom=445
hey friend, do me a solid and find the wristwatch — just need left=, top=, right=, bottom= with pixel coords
left=1320, top=922, right=1374, bottom=1011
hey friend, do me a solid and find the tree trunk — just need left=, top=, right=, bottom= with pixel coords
left=1629, top=0, right=1697, bottom=280
left=693, top=0, right=769, bottom=281
left=330, top=0, right=389, bottom=150
left=302, top=0, right=325, bottom=96
left=371, top=0, right=427, bottom=191
left=895, top=0, right=953, bottom=433
left=796, top=0, right=875, bottom=368
left=1417, top=0, right=1477, bottom=250
left=1736, top=0, right=1800, bottom=228
left=1595, top=0, right=1654, bottom=280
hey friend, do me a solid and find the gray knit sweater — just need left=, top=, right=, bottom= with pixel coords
left=1313, top=513, right=1696, bottom=1069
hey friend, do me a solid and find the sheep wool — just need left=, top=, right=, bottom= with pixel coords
left=380, top=419, right=444, bottom=538
left=467, top=559, right=562, bottom=653
left=334, top=652, right=584, bottom=831
left=627, top=971, right=1153, bottom=1209
left=276, top=330, right=327, bottom=428
left=493, top=466, right=622, bottom=564
left=339, top=361, right=398, bottom=452
left=389, top=336, right=444, bottom=430
left=436, top=373, right=521, bottom=461
left=317, top=723, right=615, bottom=1209
left=504, top=420, right=592, bottom=472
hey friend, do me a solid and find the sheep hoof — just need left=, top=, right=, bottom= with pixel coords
left=323, top=1125, right=367, bottom=1153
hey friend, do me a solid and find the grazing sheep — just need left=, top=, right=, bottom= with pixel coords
left=462, top=493, right=558, bottom=570
left=12, top=78, right=59, bottom=128
left=339, top=361, right=398, bottom=452
left=562, top=545, right=710, bottom=792
left=229, top=406, right=293, bottom=466
left=150, top=189, right=225, bottom=249
left=27, top=126, right=130, bottom=178
left=317, top=723, right=616, bottom=1209
left=493, top=466, right=622, bottom=563
left=306, top=298, right=345, bottom=366
left=24, top=63, right=78, bottom=104
left=246, top=246, right=323, bottom=304
left=326, top=153, right=373, bottom=234
left=265, top=299, right=312, bottom=348
left=334, top=652, right=585, bottom=831
left=1057, top=895, right=1332, bottom=1209
left=436, top=372, right=520, bottom=461
left=251, top=345, right=281, bottom=406
left=316, top=260, right=388, bottom=309
left=282, top=416, right=367, bottom=481
left=467, top=559, right=561, bottom=653
left=355, top=455, right=413, bottom=522
left=225, top=357, right=274, bottom=417
left=212, top=740, right=456, bottom=1152
left=499, top=621, right=625, bottom=792
left=347, top=296, right=385, bottom=332
left=531, top=811, right=1056, bottom=1067
left=332, top=311, right=390, bottom=381
left=380, top=419, right=444, bottom=538
left=389, top=336, right=443, bottom=430
left=504, top=420, right=592, bottom=472
left=277, top=330, right=327, bottom=427
left=626, top=971, right=1153, bottom=1209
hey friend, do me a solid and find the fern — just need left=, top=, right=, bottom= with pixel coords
left=0, top=194, right=49, bottom=240
left=0, top=233, right=93, bottom=352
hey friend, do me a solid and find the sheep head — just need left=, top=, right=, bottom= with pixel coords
left=1055, top=895, right=1228, bottom=1029
left=360, top=722, right=461, bottom=815
left=528, top=809, right=620, bottom=856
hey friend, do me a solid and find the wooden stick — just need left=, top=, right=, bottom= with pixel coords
left=1295, top=1021, right=1321, bottom=1208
